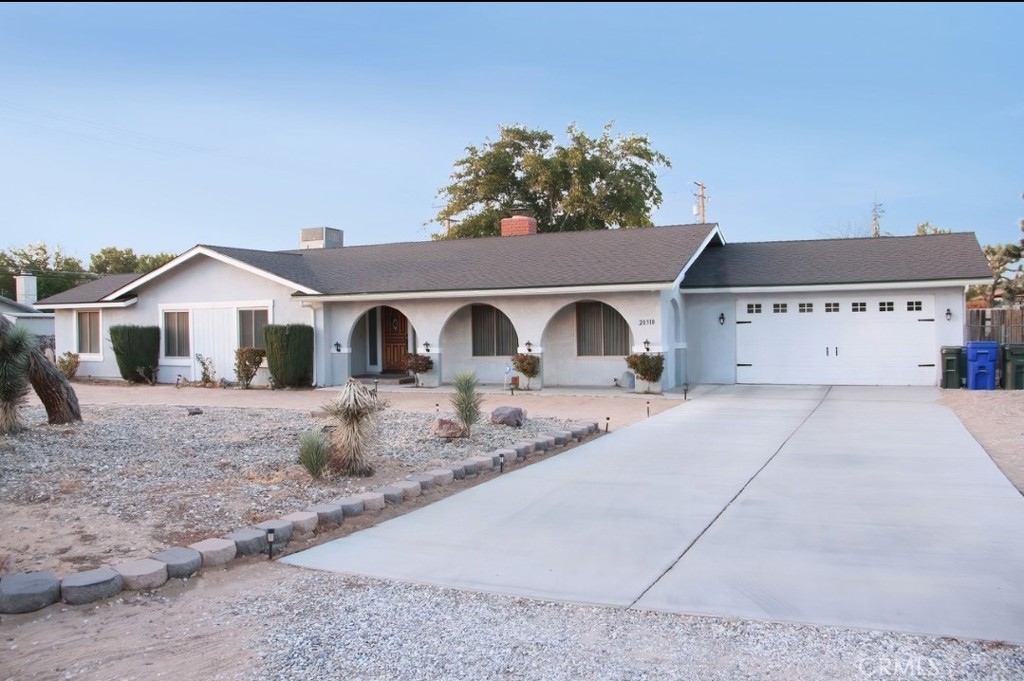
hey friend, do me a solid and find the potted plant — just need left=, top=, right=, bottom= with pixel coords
left=625, top=352, right=665, bottom=394
left=407, top=352, right=434, bottom=387
left=511, top=352, right=540, bottom=390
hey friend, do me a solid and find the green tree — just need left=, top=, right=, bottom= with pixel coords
left=0, top=243, right=88, bottom=300
left=431, top=122, right=671, bottom=239
left=90, top=247, right=176, bottom=274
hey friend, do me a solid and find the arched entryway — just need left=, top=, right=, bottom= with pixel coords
left=348, top=305, right=417, bottom=377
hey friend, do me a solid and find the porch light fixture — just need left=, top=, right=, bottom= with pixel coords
left=945, top=308, right=953, bottom=321
left=525, top=340, right=533, bottom=353
left=333, top=341, right=341, bottom=353
left=643, top=339, right=650, bottom=352
left=423, top=341, right=430, bottom=353
left=718, top=313, right=726, bottom=326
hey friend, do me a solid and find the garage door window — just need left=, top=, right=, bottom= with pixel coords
left=798, top=303, right=813, bottom=313
left=825, top=302, right=839, bottom=312
left=773, top=303, right=787, bottom=314
left=879, top=301, right=894, bottom=312
left=852, top=302, right=866, bottom=312
left=907, top=301, right=922, bottom=311
left=746, top=303, right=762, bottom=314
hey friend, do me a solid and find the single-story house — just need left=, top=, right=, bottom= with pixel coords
left=35, top=216, right=991, bottom=388
left=1, top=275, right=55, bottom=340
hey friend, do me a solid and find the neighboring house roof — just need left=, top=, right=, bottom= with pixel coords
left=0, top=294, right=38, bottom=314
left=35, top=273, right=142, bottom=306
left=680, top=233, right=991, bottom=289
left=216, top=223, right=719, bottom=296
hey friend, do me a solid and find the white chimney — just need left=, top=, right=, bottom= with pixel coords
left=14, top=274, right=38, bottom=307
left=300, top=227, right=344, bottom=249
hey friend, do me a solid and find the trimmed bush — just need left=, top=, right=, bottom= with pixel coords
left=265, top=324, right=314, bottom=388
left=511, top=352, right=540, bottom=389
left=298, top=430, right=330, bottom=479
left=625, top=352, right=665, bottom=384
left=450, top=370, right=483, bottom=437
left=56, top=351, right=80, bottom=380
left=234, top=347, right=266, bottom=389
left=406, top=353, right=433, bottom=387
left=109, top=325, right=160, bottom=384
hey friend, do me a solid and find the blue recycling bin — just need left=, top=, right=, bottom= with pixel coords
left=966, top=341, right=998, bottom=390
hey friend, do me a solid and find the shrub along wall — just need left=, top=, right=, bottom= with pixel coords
left=265, top=324, right=314, bottom=387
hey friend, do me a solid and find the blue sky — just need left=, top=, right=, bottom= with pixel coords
left=1, top=2, right=1021, bottom=262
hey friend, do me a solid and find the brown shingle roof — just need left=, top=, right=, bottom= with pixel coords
left=680, top=233, right=991, bottom=288
left=35, top=273, right=142, bottom=306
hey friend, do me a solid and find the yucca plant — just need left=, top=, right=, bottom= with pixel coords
left=297, top=430, right=330, bottom=479
left=450, top=370, right=483, bottom=437
left=0, top=324, right=33, bottom=434
left=322, top=378, right=387, bottom=476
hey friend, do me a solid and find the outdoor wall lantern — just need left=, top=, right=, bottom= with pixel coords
left=525, top=340, right=533, bottom=353
left=643, top=339, right=651, bottom=352
left=423, top=341, right=430, bottom=353
left=718, top=312, right=726, bottom=325
left=945, top=308, right=953, bottom=321
left=333, top=341, right=341, bottom=353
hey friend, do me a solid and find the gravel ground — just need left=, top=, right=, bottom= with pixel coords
left=220, top=572, right=1022, bottom=681
left=0, top=403, right=575, bottom=574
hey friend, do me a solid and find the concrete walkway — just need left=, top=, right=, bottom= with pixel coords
left=282, top=385, right=1024, bottom=643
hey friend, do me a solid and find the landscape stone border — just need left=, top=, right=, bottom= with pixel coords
left=0, top=421, right=599, bottom=614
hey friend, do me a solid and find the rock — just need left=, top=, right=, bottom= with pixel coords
left=620, top=371, right=636, bottom=389
left=152, top=547, right=202, bottom=579
left=61, top=567, right=124, bottom=605
left=354, top=492, right=386, bottom=511
left=186, top=407, right=203, bottom=416
left=280, top=511, right=319, bottom=538
left=431, top=418, right=467, bottom=439
left=491, top=406, right=527, bottom=427
left=0, top=571, right=61, bottom=614
left=189, top=538, right=237, bottom=567
left=113, top=559, right=168, bottom=591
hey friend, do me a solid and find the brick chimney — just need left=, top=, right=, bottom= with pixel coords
left=500, top=212, right=538, bottom=237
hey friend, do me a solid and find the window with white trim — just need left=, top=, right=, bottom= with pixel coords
left=77, top=311, right=100, bottom=354
left=798, top=303, right=813, bottom=313
left=852, top=302, right=867, bottom=312
left=773, top=303, right=787, bottom=314
left=907, top=301, right=922, bottom=312
left=746, top=303, right=762, bottom=314
left=825, top=302, right=839, bottom=313
left=239, top=309, right=269, bottom=349
left=164, top=311, right=190, bottom=358
left=576, top=302, right=629, bottom=356
left=471, top=305, right=518, bottom=356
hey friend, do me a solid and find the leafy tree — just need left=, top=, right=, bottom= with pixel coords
left=0, top=243, right=88, bottom=300
left=967, top=243, right=1023, bottom=307
left=90, top=247, right=176, bottom=274
left=915, top=222, right=952, bottom=235
left=431, top=122, right=671, bottom=239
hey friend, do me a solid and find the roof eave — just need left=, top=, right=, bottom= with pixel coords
left=681, top=278, right=990, bottom=294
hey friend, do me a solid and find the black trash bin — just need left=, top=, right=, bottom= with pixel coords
left=940, top=346, right=963, bottom=389
left=1003, top=345, right=1024, bottom=390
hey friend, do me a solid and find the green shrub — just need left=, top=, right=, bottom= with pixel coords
left=298, top=430, right=330, bottom=479
left=234, top=347, right=266, bottom=389
left=0, top=323, right=33, bottom=434
left=56, top=351, right=80, bottom=380
left=265, top=324, right=314, bottom=388
left=109, top=325, right=160, bottom=384
left=625, top=352, right=665, bottom=385
left=450, top=370, right=483, bottom=436
left=406, top=353, right=433, bottom=386
left=511, top=352, right=540, bottom=389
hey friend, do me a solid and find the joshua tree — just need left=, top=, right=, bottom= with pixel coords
left=0, top=323, right=33, bottom=434
left=323, top=378, right=387, bottom=476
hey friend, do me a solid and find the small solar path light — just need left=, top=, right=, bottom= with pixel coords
left=266, top=528, right=276, bottom=560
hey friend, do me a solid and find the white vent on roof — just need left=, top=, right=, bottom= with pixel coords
left=300, top=227, right=344, bottom=249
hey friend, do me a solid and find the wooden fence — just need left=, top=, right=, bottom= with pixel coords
left=966, top=308, right=1024, bottom=344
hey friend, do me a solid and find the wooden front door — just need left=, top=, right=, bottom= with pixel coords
left=381, top=306, right=409, bottom=372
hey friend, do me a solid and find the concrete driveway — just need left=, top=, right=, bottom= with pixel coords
left=282, top=385, right=1024, bottom=643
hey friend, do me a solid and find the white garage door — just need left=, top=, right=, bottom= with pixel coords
left=735, top=293, right=937, bottom=386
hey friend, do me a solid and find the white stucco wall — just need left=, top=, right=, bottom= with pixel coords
left=53, top=256, right=313, bottom=384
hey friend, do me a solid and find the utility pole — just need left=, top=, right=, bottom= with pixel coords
left=692, top=181, right=708, bottom=223
left=871, top=198, right=885, bottom=238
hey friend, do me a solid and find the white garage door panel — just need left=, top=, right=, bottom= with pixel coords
left=736, top=294, right=936, bottom=386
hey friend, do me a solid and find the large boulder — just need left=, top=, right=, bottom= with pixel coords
left=491, top=406, right=527, bottom=427
left=431, top=418, right=467, bottom=439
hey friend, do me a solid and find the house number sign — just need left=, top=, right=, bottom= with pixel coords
left=638, top=318, right=656, bottom=326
